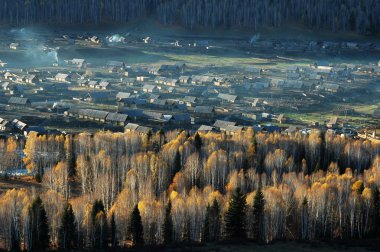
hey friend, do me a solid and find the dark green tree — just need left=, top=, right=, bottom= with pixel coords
left=28, top=196, right=50, bottom=250
left=10, top=220, right=20, bottom=252
left=203, top=204, right=210, bottom=243
left=91, top=200, right=108, bottom=249
left=224, top=188, right=247, bottom=240
left=204, top=199, right=221, bottom=242
left=194, top=132, right=203, bottom=151
left=182, top=216, right=191, bottom=243
left=173, top=150, right=182, bottom=175
left=252, top=189, right=265, bottom=241
left=58, top=203, right=76, bottom=250
left=162, top=201, right=173, bottom=245
left=373, top=187, right=380, bottom=236
left=129, top=205, right=144, bottom=247
left=110, top=213, right=117, bottom=248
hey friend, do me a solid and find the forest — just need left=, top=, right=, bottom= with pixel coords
left=0, top=0, right=379, bottom=34
left=0, top=129, right=379, bottom=250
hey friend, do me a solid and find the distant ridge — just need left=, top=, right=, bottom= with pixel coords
left=0, top=0, right=379, bottom=35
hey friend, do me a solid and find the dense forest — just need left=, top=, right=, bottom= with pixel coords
left=0, top=0, right=379, bottom=34
left=0, top=129, right=379, bottom=250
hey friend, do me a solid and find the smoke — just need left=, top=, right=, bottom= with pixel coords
left=249, top=33, right=261, bottom=45
left=10, top=27, right=60, bottom=65
left=107, top=34, right=126, bottom=43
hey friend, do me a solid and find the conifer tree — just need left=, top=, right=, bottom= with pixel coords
left=10, top=220, right=20, bottom=252
left=173, top=150, right=182, bottom=175
left=203, top=205, right=210, bottom=243
left=28, top=196, right=50, bottom=250
left=194, top=132, right=202, bottom=151
left=91, top=200, right=108, bottom=249
left=252, top=189, right=265, bottom=241
left=162, top=201, right=173, bottom=245
left=110, top=213, right=117, bottom=248
left=59, top=203, right=76, bottom=250
left=224, top=188, right=247, bottom=240
left=129, top=205, right=144, bottom=247
left=373, top=187, right=380, bottom=236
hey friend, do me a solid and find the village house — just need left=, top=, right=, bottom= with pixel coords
left=78, top=109, right=108, bottom=122
left=97, top=81, right=110, bottom=90
left=9, top=43, right=19, bottom=50
left=223, top=125, right=244, bottom=136
left=143, top=84, right=159, bottom=93
left=106, top=61, right=125, bottom=72
left=55, top=73, right=70, bottom=82
left=213, top=120, right=237, bottom=131
left=198, top=125, right=218, bottom=133
left=194, top=106, right=215, bottom=117
left=0, top=118, right=10, bottom=131
left=182, top=96, right=198, bottom=107
left=105, top=112, right=128, bottom=126
left=327, top=116, right=339, bottom=129
left=125, top=123, right=152, bottom=136
left=318, top=83, right=344, bottom=93
left=217, top=93, right=238, bottom=103
left=179, top=76, right=191, bottom=84
left=8, top=97, right=31, bottom=107
left=191, top=75, right=215, bottom=85
left=116, top=92, right=131, bottom=101
left=24, top=74, right=39, bottom=84
left=88, top=80, right=98, bottom=88
left=11, top=119, right=28, bottom=131
left=66, top=58, right=87, bottom=68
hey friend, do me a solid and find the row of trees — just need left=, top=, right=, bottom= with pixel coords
left=0, top=129, right=379, bottom=250
left=0, top=0, right=379, bottom=34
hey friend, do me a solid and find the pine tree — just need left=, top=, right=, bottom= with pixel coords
left=182, top=216, right=191, bottom=243
left=252, top=189, right=265, bottom=241
left=129, top=205, right=144, bottom=247
left=173, top=150, right=182, bottom=175
left=300, top=197, right=309, bottom=240
left=203, top=205, right=210, bottom=243
left=224, top=188, right=247, bottom=241
left=373, top=187, right=380, bottom=236
left=91, top=200, right=108, bottom=249
left=194, top=132, right=202, bottom=151
left=110, top=213, right=117, bottom=248
left=162, top=201, right=173, bottom=245
left=10, top=220, right=20, bottom=252
left=59, top=203, right=76, bottom=250
left=210, top=199, right=221, bottom=241
left=28, top=196, right=50, bottom=250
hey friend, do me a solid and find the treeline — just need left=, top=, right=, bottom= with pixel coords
left=0, top=0, right=379, bottom=34
left=0, top=129, right=380, bottom=250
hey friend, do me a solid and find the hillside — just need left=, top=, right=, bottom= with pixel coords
left=0, top=0, right=379, bottom=35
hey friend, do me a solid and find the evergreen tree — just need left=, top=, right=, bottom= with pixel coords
left=129, top=205, right=144, bottom=247
left=110, top=213, right=117, bottom=248
left=182, top=216, right=191, bottom=243
left=203, top=205, right=210, bottom=243
left=10, top=220, right=20, bottom=252
left=224, top=188, right=247, bottom=241
left=194, top=132, right=203, bottom=151
left=373, top=187, right=380, bottom=236
left=91, top=200, right=108, bottom=249
left=59, top=203, right=76, bottom=250
left=252, top=189, right=265, bottom=241
left=162, top=201, right=173, bottom=245
left=204, top=199, right=221, bottom=243
left=28, top=196, right=50, bottom=250
left=173, top=150, right=182, bottom=175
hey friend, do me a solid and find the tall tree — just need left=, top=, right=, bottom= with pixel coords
left=252, top=189, right=265, bottom=241
left=129, top=205, right=144, bottom=247
left=224, top=188, right=247, bottom=240
left=194, top=132, right=202, bottom=151
left=110, top=213, right=117, bottom=248
left=28, top=196, right=50, bottom=251
left=162, top=201, right=173, bottom=245
left=91, top=200, right=108, bottom=249
left=59, top=203, right=76, bottom=250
